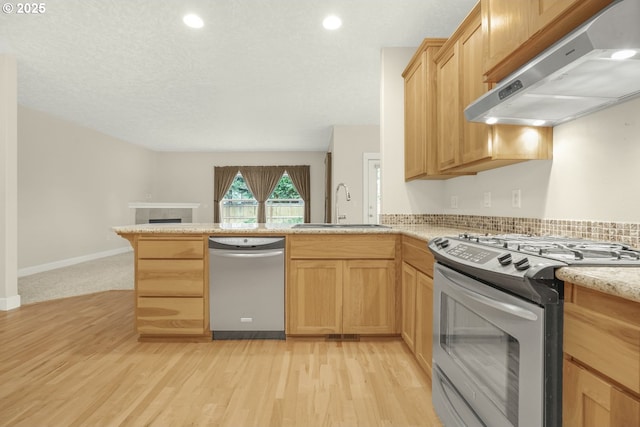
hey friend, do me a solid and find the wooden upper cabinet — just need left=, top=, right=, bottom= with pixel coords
left=403, top=49, right=426, bottom=180
left=460, top=12, right=491, bottom=165
left=435, top=3, right=553, bottom=174
left=403, top=38, right=459, bottom=180
left=436, top=43, right=461, bottom=171
left=482, top=0, right=613, bottom=82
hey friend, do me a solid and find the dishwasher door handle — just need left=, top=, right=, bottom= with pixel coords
left=212, top=250, right=284, bottom=259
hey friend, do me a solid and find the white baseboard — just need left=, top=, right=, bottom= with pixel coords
left=18, top=247, right=133, bottom=278
left=0, top=294, right=21, bottom=311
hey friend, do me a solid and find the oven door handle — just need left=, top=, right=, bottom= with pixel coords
left=441, top=269, right=538, bottom=321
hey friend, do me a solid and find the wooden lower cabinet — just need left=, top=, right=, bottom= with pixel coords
left=402, top=261, right=434, bottom=375
left=288, top=260, right=342, bottom=334
left=287, top=259, right=396, bottom=335
left=137, top=297, right=205, bottom=336
left=343, top=260, right=396, bottom=334
left=134, top=236, right=208, bottom=340
left=564, top=358, right=640, bottom=427
left=563, top=282, right=640, bottom=426
left=401, top=236, right=435, bottom=377
left=401, top=263, right=417, bottom=351
left=415, top=271, right=434, bottom=375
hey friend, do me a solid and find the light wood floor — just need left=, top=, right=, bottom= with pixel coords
left=0, top=291, right=441, bottom=427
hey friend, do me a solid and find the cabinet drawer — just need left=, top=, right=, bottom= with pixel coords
left=137, top=297, right=205, bottom=335
left=137, top=238, right=204, bottom=259
left=289, top=235, right=397, bottom=259
left=564, top=291, right=640, bottom=394
left=402, top=236, right=434, bottom=277
left=137, top=259, right=204, bottom=296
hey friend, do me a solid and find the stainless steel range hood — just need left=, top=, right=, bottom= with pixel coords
left=465, top=0, right=640, bottom=127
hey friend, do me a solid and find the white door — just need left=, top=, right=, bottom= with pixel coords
left=363, top=153, right=381, bottom=224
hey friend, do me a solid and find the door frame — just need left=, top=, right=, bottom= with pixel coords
left=362, top=152, right=381, bottom=224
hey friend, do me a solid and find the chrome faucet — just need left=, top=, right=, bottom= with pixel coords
left=335, top=183, right=351, bottom=223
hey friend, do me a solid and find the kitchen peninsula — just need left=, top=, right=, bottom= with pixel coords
left=114, top=223, right=640, bottom=336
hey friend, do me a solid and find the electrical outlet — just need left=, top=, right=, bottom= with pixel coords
left=483, top=192, right=492, bottom=208
left=512, top=189, right=522, bottom=208
left=451, top=195, right=459, bottom=209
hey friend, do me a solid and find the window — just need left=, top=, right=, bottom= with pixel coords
left=220, top=172, right=304, bottom=224
left=266, top=173, right=304, bottom=224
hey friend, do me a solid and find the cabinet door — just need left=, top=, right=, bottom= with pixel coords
left=343, top=260, right=396, bottom=334
left=483, top=0, right=612, bottom=81
left=137, top=238, right=204, bottom=259
left=404, top=53, right=427, bottom=180
left=436, top=44, right=460, bottom=171
left=288, top=260, right=342, bottom=335
left=415, top=271, right=434, bottom=376
left=137, top=297, right=205, bottom=336
left=563, top=359, right=640, bottom=427
left=461, top=14, right=491, bottom=165
left=137, top=259, right=204, bottom=297
left=482, top=0, right=531, bottom=76
left=401, top=263, right=417, bottom=352
left=530, top=0, right=611, bottom=34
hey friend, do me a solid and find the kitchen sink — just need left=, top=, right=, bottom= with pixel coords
left=292, top=223, right=390, bottom=229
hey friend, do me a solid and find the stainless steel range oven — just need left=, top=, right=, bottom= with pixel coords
left=428, top=234, right=640, bottom=427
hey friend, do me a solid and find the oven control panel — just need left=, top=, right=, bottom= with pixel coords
left=445, top=244, right=499, bottom=264
left=429, top=236, right=567, bottom=281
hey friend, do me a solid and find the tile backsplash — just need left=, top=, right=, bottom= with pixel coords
left=381, top=214, right=640, bottom=248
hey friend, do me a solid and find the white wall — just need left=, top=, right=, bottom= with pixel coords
left=543, top=98, right=640, bottom=222
left=441, top=96, right=640, bottom=222
left=330, top=125, right=379, bottom=223
left=151, top=151, right=327, bottom=223
left=17, top=108, right=326, bottom=271
left=1, top=55, right=19, bottom=310
left=380, top=47, right=443, bottom=215
left=381, top=45, right=640, bottom=223
left=18, top=107, right=155, bottom=269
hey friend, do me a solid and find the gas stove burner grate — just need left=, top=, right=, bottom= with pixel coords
left=455, top=233, right=640, bottom=264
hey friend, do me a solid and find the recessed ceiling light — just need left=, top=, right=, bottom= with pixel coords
left=485, top=117, right=498, bottom=125
left=611, top=49, right=636, bottom=60
left=532, top=120, right=546, bottom=126
left=183, top=14, right=204, bottom=29
left=323, top=15, right=342, bottom=30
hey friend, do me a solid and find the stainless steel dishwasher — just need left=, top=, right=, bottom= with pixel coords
left=208, top=236, right=285, bottom=339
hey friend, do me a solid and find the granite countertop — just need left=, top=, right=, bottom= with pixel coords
left=556, top=266, right=640, bottom=303
left=112, top=223, right=640, bottom=303
left=112, top=222, right=475, bottom=238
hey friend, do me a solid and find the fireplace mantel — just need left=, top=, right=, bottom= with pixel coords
left=128, top=202, right=201, bottom=209
left=129, top=202, right=201, bottom=224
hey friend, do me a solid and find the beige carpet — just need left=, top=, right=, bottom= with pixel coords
left=18, top=252, right=134, bottom=305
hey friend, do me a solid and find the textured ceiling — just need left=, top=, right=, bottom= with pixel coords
left=0, top=0, right=477, bottom=152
